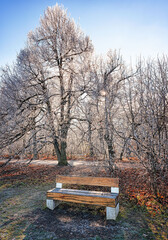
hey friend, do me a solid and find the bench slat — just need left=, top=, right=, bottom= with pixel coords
left=49, top=188, right=118, bottom=198
left=56, top=175, right=119, bottom=187
left=47, top=188, right=118, bottom=207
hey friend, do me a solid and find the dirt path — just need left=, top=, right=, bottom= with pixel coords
left=0, top=158, right=144, bottom=169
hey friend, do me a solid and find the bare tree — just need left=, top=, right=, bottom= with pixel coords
left=27, top=5, right=93, bottom=165
left=91, top=51, right=129, bottom=171
left=121, top=57, right=168, bottom=198
left=0, top=66, right=33, bottom=150
left=0, top=4, right=93, bottom=165
left=74, top=51, right=130, bottom=170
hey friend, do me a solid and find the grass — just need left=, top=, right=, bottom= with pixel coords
left=0, top=163, right=167, bottom=240
left=0, top=181, right=54, bottom=240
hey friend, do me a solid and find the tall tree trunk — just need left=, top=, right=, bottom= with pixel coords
left=32, top=118, right=38, bottom=159
left=108, top=141, right=115, bottom=167
left=98, top=125, right=106, bottom=157
left=88, top=121, right=94, bottom=157
left=60, top=141, right=68, bottom=165
left=58, top=65, right=68, bottom=166
left=45, top=92, right=63, bottom=164
left=42, top=80, right=68, bottom=166
left=53, top=136, right=61, bottom=162
left=88, top=120, right=94, bottom=157
left=58, top=125, right=68, bottom=166
left=105, top=133, right=115, bottom=172
left=104, top=91, right=115, bottom=171
left=32, top=131, right=38, bottom=159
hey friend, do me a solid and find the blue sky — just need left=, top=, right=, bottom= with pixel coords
left=0, top=0, right=168, bottom=66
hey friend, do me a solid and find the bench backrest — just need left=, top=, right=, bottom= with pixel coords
left=56, top=175, right=119, bottom=188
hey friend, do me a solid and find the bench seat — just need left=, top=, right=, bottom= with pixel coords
left=47, top=188, right=119, bottom=207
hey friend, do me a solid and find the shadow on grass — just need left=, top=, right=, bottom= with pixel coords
left=22, top=202, right=156, bottom=240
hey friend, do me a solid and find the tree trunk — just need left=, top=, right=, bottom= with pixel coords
left=104, top=131, right=115, bottom=173
left=53, top=136, right=61, bottom=162
left=32, top=131, right=38, bottom=159
left=107, top=141, right=115, bottom=170
left=98, top=125, right=106, bottom=157
left=45, top=96, right=65, bottom=165
left=59, top=141, right=68, bottom=166
left=43, top=80, right=68, bottom=166
left=88, top=120, right=94, bottom=157
left=58, top=126, right=68, bottom=166
left=32, top=118, right=38, bottom=160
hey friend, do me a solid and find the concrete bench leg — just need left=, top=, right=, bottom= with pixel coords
left=46, top=199, right=60, bottom=210
left=106, top=203, right=119, bottom=220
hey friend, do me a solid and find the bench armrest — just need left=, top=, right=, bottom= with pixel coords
left=56, top=183, right=62, bottom=188
left=111, top=187, right=119, bottom=194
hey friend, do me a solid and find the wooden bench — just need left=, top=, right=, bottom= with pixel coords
left=46, top=175, right=119, bottom=220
